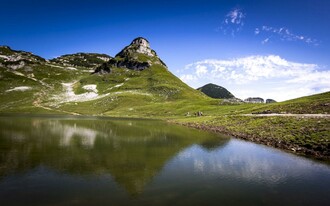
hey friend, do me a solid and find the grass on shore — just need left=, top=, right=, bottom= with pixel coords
left=172, top=115, right=329, bottom=158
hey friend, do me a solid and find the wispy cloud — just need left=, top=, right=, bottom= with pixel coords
left=178, top=55, right=330, bottom=101
left=219, top=8, right=246, bottom=36
left=255, top=26, right=319, bottom=46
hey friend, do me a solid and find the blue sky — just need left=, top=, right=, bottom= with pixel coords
left=1, top=0, right=329, bottom=101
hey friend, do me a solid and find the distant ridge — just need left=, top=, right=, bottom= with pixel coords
left=50, top=53, right=112, bottom=68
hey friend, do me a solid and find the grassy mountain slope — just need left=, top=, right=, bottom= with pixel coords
left=250, top=91, right=330, bottom=114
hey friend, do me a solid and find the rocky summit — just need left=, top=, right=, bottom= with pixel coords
left=117, top=37, right=155, bottom=57
left=94, top=37, right=167, bottom=73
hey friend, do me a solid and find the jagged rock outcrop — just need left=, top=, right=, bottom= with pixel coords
left=93, top=37, right=167, bottom=73
left=92, top=62, right=111, bottom=74
left=50, top=53, right=111, bottom=68
left=0, top=46, right=45, bottom=69
left=221, top=97, right=244, bottom=105
left=266, top=99, right=277, bottom=103
left=244, top=97, right=264, bottom=103
left=117, top=37, right=156, bottom=57
left=197, top=83, right=235, bottom=99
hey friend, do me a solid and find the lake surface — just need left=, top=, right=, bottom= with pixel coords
left=0, top=115, right=329, bottom=206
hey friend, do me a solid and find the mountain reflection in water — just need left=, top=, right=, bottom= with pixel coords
left=0, top=116, right=329, bottom=206
left=0, top=116, right=228, bottom=195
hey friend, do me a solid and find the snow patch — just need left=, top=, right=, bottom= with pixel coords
left=82, top=84, right=97, bottom=92
left=114, top=83, right=124, bottom=88
left=83, top=69, right=95, bottom=73
left=0, top=55, right=9, bottom=60
left=53, top=82, right=109, bottom=103
left=11, top=71, right=25, bottom=77
left=6, top=86, right=32, bottom=92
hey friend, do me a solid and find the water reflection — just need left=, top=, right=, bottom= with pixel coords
left=0, top=116, right=228, bottom=195
left=0, top=116, right=329, bottom=206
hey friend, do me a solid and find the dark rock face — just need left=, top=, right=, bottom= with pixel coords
left=92, top=62, right=111, bottom=74
left=244, top=97, right=264, bottom=103
left=197, top=83, right=235, bottom=99
left=108, top=58, right=150, bottom=71
left=266, top=99, right=277, bottom=103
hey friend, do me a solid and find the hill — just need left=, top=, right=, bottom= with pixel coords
left=197, top=83, right=234, bottom=99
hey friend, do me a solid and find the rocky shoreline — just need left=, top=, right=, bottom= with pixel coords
left=174, top=121, right=330, bottom=161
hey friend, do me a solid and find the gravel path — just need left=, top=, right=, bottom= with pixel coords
left=243, top=114, right=330, bottom=118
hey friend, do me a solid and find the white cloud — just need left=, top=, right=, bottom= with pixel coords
left=262, top=38, right=269, bottom=44
left=255, top=26, right=319, bottom=46
left=178, top=55, right=330, bottom=101
left=195, top=64, right=208, bottom=77
left=180, top=74, right=197, bottom=82
left=227, top=8, right=245, bottom=24
left=219, top=8, right=246, bottom=36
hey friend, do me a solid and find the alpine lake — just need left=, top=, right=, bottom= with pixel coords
left=0, top=115, right=329, bottom=206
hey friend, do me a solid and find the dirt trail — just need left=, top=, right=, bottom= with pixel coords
left=242, top=114, right=330, bottom=118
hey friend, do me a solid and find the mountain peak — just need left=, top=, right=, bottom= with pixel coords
left=94, top=37, right=166, bottom=73
left=116, top=37, right=155, bottom=58
left=131, top=37, right=150, bottom=46
left=129, top=37, right=153, bottom=56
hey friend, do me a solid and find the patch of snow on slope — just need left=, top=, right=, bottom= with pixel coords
left=55, top=82, right=109, bottom=103
left=6, top=86, right=32, bottom=92
left=0, top=55, right=9, bottom=60
left=82, top=84, right=97, bottom=92
left=114, top=83, right=124, bottom=88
